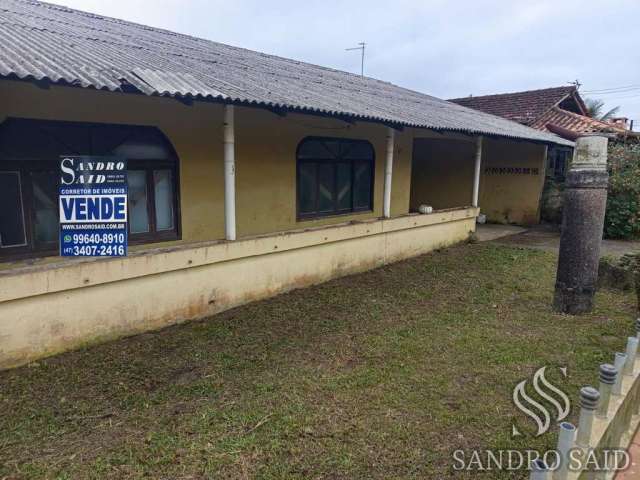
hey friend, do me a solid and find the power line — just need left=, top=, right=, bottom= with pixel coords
left=582, top=84, right=640, bottom=94
left=585, top=88, right=640, bottom=97
left=590, top=93, right=640, bottom=102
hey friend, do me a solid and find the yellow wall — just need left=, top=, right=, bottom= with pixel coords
left=234, top=108, right=413, bottom=236
left=410, top=138, right=475, bottom=210
left=0, top=209, right=477, bottom=369
left=0, top=81, right=224, bottom=242
left=409, top=136, right=547, bottom=225
left=0, top=78, right=553, bottom=369
left=0, top=80, right=413, bottom=244
left=479, top=138, right=547, bottom=225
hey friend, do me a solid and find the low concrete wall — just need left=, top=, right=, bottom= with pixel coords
left=571, top=356, right=640, bottom=480
left=0, top=208, right=477, bottom=370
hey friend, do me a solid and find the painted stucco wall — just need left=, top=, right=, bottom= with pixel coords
left=0, top=80, right=223, bottom=243
left=409, top=136, right=547, bottom=225
left=478, top=138, right=547, bottom=225
left=0, top=79, right=479, bottom=369
left=0, top=209, right=477, bottom=369
left=410, top=138, right=475, bottom=211
left=0, top=80, right=413, bottom=244
left=0, top=79, right=549, bottom=369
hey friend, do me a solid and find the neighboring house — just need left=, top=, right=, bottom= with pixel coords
left=450, top=86, right=637, bottom=181
left=0, top=0, right=571, bottom=369
left=450, top=87, right=640, bottom=223
left=450, top=86, right=588, bottom=127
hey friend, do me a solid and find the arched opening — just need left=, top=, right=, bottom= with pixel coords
left=296, top=136, right=375, bottom=219
left=0, top=118, right=180, bottom=260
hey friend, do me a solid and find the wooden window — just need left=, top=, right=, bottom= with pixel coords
left=546, top=146, right=572, bottom=181
left=296, top=137, right=375, bottom=219
left=126, top=162, right=178, bottom=243
left=0, top=118, right=180, bottom=260
left=0, top=162, right=60, bottom=257
left=0, top=171, right=27, bottom=249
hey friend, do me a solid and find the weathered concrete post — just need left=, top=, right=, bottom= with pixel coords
left=553, top=135, right=609, bottom=314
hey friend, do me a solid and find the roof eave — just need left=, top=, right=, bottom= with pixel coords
left=0, top=75, right=574, bottom=148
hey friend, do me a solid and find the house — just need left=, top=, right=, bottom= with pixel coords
left=0, top=0, right=571, bottom=369
left=449, top=86, right=638, bottom=180
left=449, top=86, right=587, bottom=126
left=450, top=86, right=640, bottom=223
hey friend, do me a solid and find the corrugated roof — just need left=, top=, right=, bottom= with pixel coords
left=449, top=87, right=580, bottom=126
left=0, top=0, right=573, bottom=146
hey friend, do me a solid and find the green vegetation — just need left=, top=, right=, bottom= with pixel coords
left=605, top=143, right=640, bottom=239
left=584, top=98, right=620, bottom=122
left=0, top=244, right=635, bottom=479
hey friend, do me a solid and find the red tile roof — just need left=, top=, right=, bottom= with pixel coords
left=448, top=86, right=579, bottom=126
left=448, top=86, right=639, bottom=141
left=533, top=106, right=635, bottom=139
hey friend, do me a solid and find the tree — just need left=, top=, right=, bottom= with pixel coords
left=584, top=98, right=621, bottom=121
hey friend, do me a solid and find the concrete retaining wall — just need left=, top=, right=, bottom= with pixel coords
left=0, top=208, right=477, bottom=370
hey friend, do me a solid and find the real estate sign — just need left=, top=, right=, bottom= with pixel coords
left=59, top=156, right=128, bottom=257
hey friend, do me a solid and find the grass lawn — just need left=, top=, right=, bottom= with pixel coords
left=0, top=243, right=636, bottom=479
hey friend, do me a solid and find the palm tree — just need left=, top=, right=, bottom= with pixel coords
left=584, top=98, right=621, bottom=121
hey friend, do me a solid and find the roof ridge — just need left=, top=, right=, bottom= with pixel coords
left=448, top=86, right=576, bottom=101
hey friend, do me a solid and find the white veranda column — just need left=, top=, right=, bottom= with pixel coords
left=472, top=135, right=483, bottom=208
left=383, top=127, right=395, bottom=218
left=223, top=104, right=236, bottom=241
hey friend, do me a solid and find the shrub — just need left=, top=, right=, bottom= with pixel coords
left=604, top=143, right=640, bottom=239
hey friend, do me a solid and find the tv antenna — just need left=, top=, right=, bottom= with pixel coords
left=568, top=79, right=582, bottom=89
left=346, top=42, right=366, bottom=77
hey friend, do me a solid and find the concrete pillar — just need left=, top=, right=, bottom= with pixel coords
left=223, top=104, right=236, bottom=241
left=612, top=352, right=627, bottom=396
left=553, top=135, right=608, bottom=314
left=555, top=422, right=576, bottom=480
left=529, top=459, right=551, bottom=480
left=472, top=136, right=483, bottom=208
left=576, top=386, right=600, bottom=447
left=596, top=363, right=616, bottom=418
left=624, top=336, right=639, bottom=376
left=383, top=127, right=395, bottom=218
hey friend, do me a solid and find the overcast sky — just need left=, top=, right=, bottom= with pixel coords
left=59, top=0, right=640, bottom=128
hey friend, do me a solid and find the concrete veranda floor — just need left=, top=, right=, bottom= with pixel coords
left=477, top=223, right=640, bottom=258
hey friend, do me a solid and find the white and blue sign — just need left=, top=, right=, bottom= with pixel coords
left=59, top=156, right=128, bottom=257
